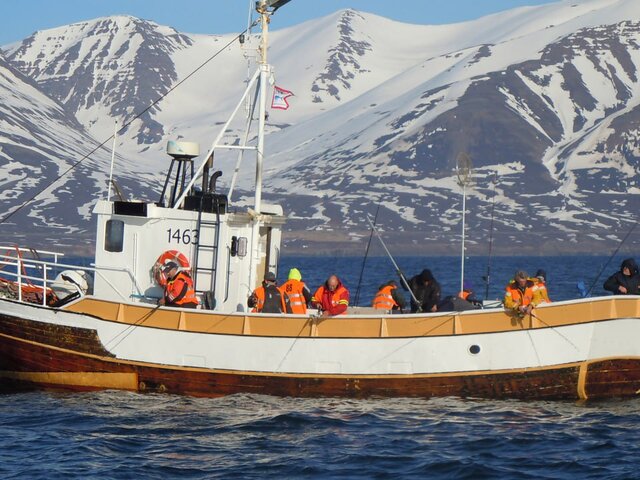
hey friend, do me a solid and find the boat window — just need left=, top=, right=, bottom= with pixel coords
left=105, top=220, right=124, bottom=252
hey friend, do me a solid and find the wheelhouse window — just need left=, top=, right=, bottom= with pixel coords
left=105, top=220, right=124, bottom=252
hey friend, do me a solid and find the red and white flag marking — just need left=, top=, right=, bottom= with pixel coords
left=271, top=86, right=294, bottom=110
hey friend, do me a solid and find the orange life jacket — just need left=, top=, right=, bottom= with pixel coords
left=372, top=285, right=398, bottom=310
left=504, top=280, right=535, bottom=310
left=165, top=271, right=198, bottom=307
left=313, top=285, right=349, bottom=315
left=458, top=290, right=471, bottom=301
left=251, top=285, right=287, bottom=313
left=280, top=279, right=308, bottom=314
left=532, top=279, right=552, bottom=304
left=252, top=286, right=266, bottom=313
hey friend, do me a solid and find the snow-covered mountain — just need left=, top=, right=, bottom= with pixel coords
left=3, top=0, right=640, bottom=254
left=0, top=50, right=157, bottom=250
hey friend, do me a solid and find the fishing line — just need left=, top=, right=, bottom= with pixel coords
left=0, top=23, right=257, bottom=227
left=529, top=310, right=580, bottom=352
left=104, top=303, right=162, bottom=350
left=274, top=316, right=315, bottom=373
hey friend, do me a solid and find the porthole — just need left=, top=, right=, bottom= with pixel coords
left=469, top=344, right=481, bottom=355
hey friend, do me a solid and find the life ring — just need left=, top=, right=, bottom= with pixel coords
left=153, top=250, right=191, bottom=286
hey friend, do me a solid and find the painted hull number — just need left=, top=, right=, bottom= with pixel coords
left=167, top=228, right=199, bottom=245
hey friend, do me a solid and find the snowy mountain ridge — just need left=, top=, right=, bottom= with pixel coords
left=1, top=0, right=640, bottom=254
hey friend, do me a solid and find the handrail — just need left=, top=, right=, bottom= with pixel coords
left=0, top=245, right=64, bottom=264
left=0, top=252, right=144, bottom=305
left=91, top=264, right=145, bottom=298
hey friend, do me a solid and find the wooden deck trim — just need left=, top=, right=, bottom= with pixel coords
left=58, top=295, right=640, bottom=340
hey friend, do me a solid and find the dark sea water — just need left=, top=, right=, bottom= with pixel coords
left=2, top=393, right=640, bottom=479
left=2, top=255, right=640, bottom=478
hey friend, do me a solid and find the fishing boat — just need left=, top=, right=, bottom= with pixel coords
left=1, top=0, right=640, bottom=401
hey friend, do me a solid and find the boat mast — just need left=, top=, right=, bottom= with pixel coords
left=254, top=0, right=270, bottom=215
left=248, top=0, right=289, bottom=291
left=456, top=153, right=472, bottom=296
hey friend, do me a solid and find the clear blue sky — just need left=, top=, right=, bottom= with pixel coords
left=1, top=0, right=559, bottom=45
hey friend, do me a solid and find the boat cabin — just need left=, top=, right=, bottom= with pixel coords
left=92, top=141, right=285, bottom=312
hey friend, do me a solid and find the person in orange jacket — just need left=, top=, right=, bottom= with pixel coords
left=372, top=280, right=406, bottom=313
left=158, top=261, right=199, bottom=308
left=458, top=280, right=480, bottom=303
left=312, top=275, right=349, bottom=316
left=280, top=268, right=312, bottom=314
left=248, top=272, right=292, bottom=314
left=504, top=270, right=535, bottom=315
left=532, top=269, right=552, bottom=304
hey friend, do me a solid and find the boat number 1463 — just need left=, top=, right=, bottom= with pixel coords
left=166, top=228, right=199, bottom=245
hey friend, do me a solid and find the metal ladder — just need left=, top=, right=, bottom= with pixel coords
left=193, top=194, right=222, bottom=309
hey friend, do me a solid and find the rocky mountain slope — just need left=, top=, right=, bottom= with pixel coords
left=2, top=0, right=640, bottom=254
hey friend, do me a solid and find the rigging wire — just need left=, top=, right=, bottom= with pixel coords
left=354, top=203, right=380, bottom=307
left=0, top=23, right=257, bottom=227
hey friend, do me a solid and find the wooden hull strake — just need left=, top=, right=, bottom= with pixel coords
left=2, top=313, right=640, bottom=400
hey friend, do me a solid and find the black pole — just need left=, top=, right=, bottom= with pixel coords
left=170, top=160, right=183, bottom=208
left=354, top=204, right=380, bottom=306
left=159, top=159, right=176, bottom=206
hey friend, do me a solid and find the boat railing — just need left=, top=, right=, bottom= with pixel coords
left=0, top=245, right=64, bottom=263
left=0, top=248, right=143, bottom=306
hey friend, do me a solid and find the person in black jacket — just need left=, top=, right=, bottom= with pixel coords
left=603, top=258, right=640, bottom=295
left=405, top=269, right=441, bottom=313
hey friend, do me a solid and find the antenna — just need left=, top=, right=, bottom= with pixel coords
left=484, top=172, right=498, bottom=300
left=456, top=152, right=473, bottom=296
left=107, top=120, right=118, bottom=201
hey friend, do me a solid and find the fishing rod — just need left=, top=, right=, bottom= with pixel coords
left=585, top=217, right=639, bottom=297
left=354, top=204, right=380, bottom=306
left=484, top=172, right=498, bottom=300
left=365, top=215, right=421, bottom=310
